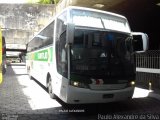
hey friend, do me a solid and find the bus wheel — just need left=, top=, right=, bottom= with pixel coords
left=48, top=76, right=56, bottom=99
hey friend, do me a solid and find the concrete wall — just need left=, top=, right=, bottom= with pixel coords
left=0, top=4, right=55, bottom=46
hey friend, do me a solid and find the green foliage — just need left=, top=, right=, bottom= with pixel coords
left=27, top=0, right=58, bottom=4
left=27, top=0, right=39, bottom=3
left=54, top=0, right=59, bottom=4
left=38, top=0, right=54, bottom=4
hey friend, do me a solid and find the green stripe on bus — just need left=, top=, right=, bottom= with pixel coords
left=49, top=47, right=53, bottom=62
left=27, top=47, right=53, bottom=62
left=34, top=49, right=48, bottom=61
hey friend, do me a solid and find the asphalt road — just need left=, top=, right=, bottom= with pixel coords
left=0, top=63, right=160, bottom=120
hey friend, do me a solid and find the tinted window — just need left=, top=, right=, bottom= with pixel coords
left=27, top=21, right=54, bottom=52
left=56, top=11, right=68, bottom=78
left=70, top=29, right=134, bottom=79
left=56, top=11, right=67, bottom=41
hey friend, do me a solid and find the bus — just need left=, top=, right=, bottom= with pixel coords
left=0, top=28, right=7, bottom=83
left=26, top=6, right=148, bottom=104
left=2, top=36, right=7, bottom=74
left=0, top=27, right=6, bottom=75
left=0, top=28, right=2, bottom=83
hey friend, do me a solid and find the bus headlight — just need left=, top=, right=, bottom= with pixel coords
left=71, top=81, right=89, bottom=88
left=130, top=81, right=135, bottom=86
left=73, top=81, right=79, bottom=86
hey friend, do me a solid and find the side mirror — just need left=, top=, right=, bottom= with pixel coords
left=132, top=32, right=149, bottom=52
left=67, top=23, right=74, bottom=43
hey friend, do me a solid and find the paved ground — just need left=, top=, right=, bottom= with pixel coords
left=0, top=63, right=160, bottom=120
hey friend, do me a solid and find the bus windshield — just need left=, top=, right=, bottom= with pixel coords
left=71, top=9, right=130, bottom=33
left=70, top=29, right=135, bottom=82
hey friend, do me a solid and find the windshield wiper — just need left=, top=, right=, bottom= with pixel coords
left=100, top=17, right=105, bottom=29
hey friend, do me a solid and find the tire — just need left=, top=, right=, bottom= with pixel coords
left=48, top=76, right=56, bottom=99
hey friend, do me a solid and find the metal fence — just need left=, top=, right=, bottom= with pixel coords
left=136, top=50, right=160, bottom=90
left=136, top=50, right=160, bottom=69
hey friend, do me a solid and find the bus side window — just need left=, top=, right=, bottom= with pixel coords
left=41, top=22, right=54, bottom=47
left=56, top=11, right=68, bottom=78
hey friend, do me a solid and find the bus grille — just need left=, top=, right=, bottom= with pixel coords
left=89, top=84, right=127, bottom=90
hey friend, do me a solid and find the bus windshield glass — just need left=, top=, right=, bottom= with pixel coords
left=71, top=9, right=130, bottom=33
left=70, top=29, right=134, bottom=82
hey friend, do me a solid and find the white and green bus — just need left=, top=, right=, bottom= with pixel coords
left=26, top=6, right=148, bottom=104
